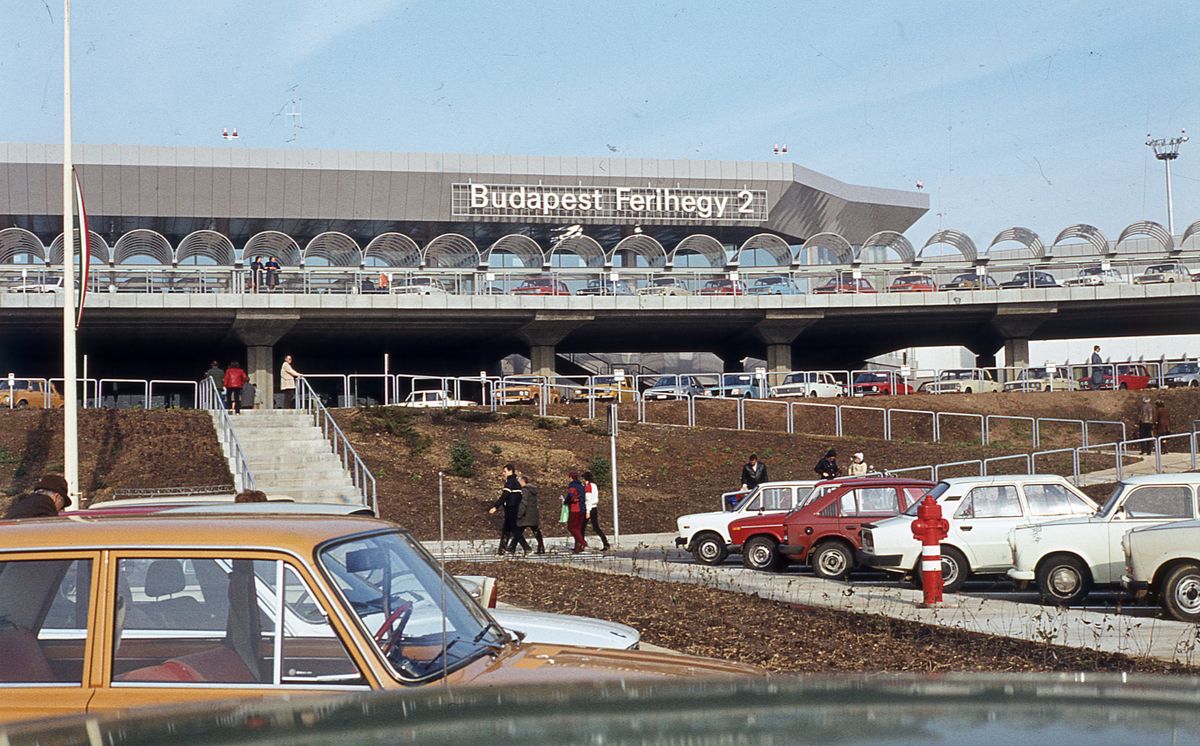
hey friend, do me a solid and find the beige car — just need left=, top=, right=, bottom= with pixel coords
left=1122, top=519, right=1200, bottom=622
left=0, top=379, right=64, bottom=409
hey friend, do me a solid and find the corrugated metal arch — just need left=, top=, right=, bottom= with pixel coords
left=1116, top=220, right=1174, bottom=254
left=363, top=233, right=421, bottom=268
left=304, top=232, right=362, bottom=267
left=49, top=230, right=111, bottom=265
left=0, top=228, right=46, bottom=264
left=484, top=234, right=544, bottom=268
left=734, top=233, right=792, bottom=267
left=610, top=235, right=667, bottom=268
left=1181, top=220, right=1200, bottom=249
left=243, top=231, right=302, bottom=266
left=549, top=234, right=605, bottom=269
left=799, top=232, right=854, bottom=265
left=423, top=233, right=481, bottom=269
left=986, top=227, right=1045, bottom=259
left=669, top=234, right=727, bottom=268
left=176, top=230, right=237, bottom=265
left=857, top=231, right=915, bottom=264
left=919, top=230, right=977, bottom=262
left=1050, top=224, right=1109, bottom=257
left=113, top=229, right=174, bottom=265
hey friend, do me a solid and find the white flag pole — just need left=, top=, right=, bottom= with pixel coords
left=61, top=0, right=79, bottom=509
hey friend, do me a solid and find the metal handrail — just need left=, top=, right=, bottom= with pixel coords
left=199, top=377, right=254, bottom=491
left=296, top=377, right=377, bottom=514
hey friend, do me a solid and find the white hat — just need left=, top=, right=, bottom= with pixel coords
left=853, top=452, right=864, bottom=461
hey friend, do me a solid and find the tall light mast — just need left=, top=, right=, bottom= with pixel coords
left=1146, top=130, right=1188, bottom=235
left=61, top=0, right=79, bottom=507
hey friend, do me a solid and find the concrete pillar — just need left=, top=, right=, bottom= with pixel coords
left=232, top=312, right=299, bottom=410
left=1004, top=338, right=1030, bottom=368
left=766, top=343, right=792, bottom=375
left=529, top=345, right=557, bottom=379
left=246, top=345, right=274, bottom=408
left=516, top=312, right=593, bottom=382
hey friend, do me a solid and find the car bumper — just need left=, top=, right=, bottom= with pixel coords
left=1007, top=568, right=1036, bottom=581
left=857, top=551, right=903, bottom=569
left=1121, top=575, right=1149, bottom=595
left=674, top=536, right=687, bottom=548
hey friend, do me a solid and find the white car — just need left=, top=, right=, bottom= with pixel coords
left=397, top=389, right=476, bottom=408
left=922, top=369, right=1001, bottom=394
left=860, top=475, right=1097, bottom=591
left=392, top=278, right=449, bottom=295
left=1062, top=267, right=1127, bottom=287
left=771, top=372, right=846, bottom=399
left=636, top=278, right=691, bottom=296
left=674, top=480, right=819, bottom=565
left=1133, top=262, right=1190, bottom=285
left=1008, top=474, right=1200, bottom=605
left=1002, top=367, right=1079, bottom=392
left=8, top=277, right=64, bottom=293
left=1122, top=519, right=1200, bottom=622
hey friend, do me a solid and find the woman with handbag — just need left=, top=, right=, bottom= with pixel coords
left=564, top=470, right=587, bottom=553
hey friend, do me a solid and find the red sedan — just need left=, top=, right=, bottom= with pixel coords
left=698, top=279, right=748, bottom=296
left=512, top=277, right=572, bottom=296
left=813, top=277, right=876, bottom=294
left=889, top=274, right=938, bottom=292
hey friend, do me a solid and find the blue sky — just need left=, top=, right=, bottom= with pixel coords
left=5, top=0, right=1198, bottom=248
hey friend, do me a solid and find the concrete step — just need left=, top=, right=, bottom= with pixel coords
left=228, top=433, right=331, bottom=446
left=251, top=470, right=353, bottom=485
left=267, top=487, right=364, bottom=504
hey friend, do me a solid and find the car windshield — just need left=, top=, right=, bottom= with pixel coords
left=722, top=374, right=753, bottom=385
left=705, top=280, right=731, bottom=288
left=950, top=274, right=975, bottom=283
left=782, top=373, right=810, bottom=384
left=593, top=376, right=617, bottom=384
left=650, top=376, right=678, bottom=387
left=940, top=370, right=973, bottom=380
left=1079, top=267, right=1104, bottom=276
left=903, top=481, right=950, bottom=516
left=319, top=530, right=506, bottom=681
left=1098, top=483, right=1129, bottom=518
left=1020, top=369, right=1051, bottom=379
left=652, top=279, right=681, bottom=287
left=1168, top=363, right=1198, bottom=375
left=520, top=279, right=553, bottom=287
left=755, top=277, right=785, bottom=285
left=893, top=275, right=929, bottom=284
left=854, top=373, right=888, bottom=383
left=1146, top=264, right=1178, bottom=273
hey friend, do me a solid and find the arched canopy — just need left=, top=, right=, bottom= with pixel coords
left=1182, top=220, right=1200, bottom=250
left=304, top=232, right=362, bottom=267
left=0, top=228, right=46, bottom=264
left=484, top=234, right=544, bottom=268
left=48, top=230, right=111, bottom=265
left=549, top=234, right=605, bottom=269
left=243, top=231, right=301, bottom=266
left=1116, top=220, right=1174, bottom=254
left=112, top=229, right=173, bottom=265
left=919, top=230, right=977, bottom=263
left=734, top=233, right=792, bottom=267
left=610, top=235, right=666, bottom=268
left=798, top=232, right=854, bottom=265
left=363, top=233, right=421, bottom=268
left=857, top=231, right=915, bottom=264
left=423, top=233, right=480, bottom=269
left=986, top=227, right=1044, bottom=259
left=176, top=230, right=236, bottom=265
left=669, top=234, right=726, bottom=268
left=1050, top=224, right=1109, bottom=257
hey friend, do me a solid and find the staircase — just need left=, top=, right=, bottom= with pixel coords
left=212, top=409, right=362, bottom=505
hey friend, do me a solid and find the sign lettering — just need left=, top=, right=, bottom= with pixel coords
left=453, top=183, right=767, bottom=222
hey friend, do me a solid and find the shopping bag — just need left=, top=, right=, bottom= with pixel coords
left=559, top=503, right=569, bottom=523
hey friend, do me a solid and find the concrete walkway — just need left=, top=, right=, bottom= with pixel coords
left=1079, top=451, right=1196, bottom=484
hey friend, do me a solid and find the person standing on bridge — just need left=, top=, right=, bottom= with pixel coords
left=1136, top=396, right=1155, bottom=455
left=1155, top=399, right=1172, bottom=454
left=264, top=256, right=281, bottom=291
left=280, top=355, right=302, bottom=409
left=1090, top=345, right=1105, bottom=389
left=249, top=256, right=264, bottom=293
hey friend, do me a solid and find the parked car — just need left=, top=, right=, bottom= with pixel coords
left=889, top=273, right=938, bottom=292
left=391, top=278, right=449, bottom=295
left=922, top=369, right=1001, bottom=394
left=1134, top=262, right=1190, bottom=285
left=747, top=276, right=803, bottom=295
left=0, top=515, right=757, bottom=724
left=860, top=475, right=1098, bottom=592
left=674, top=480, right=820, bottom=565
left=578, top=375, right=638, bottom=402
left=730, top=478, right=934, bottom=576
left=512, top=277, right=572, bottom=295
left=636, top=278, right=692, bottom=296
left=812, top=276, right=875, bottom=294
left=8, top=277, right=64, bottom=293
left=771, top=372, right=846, bottom=398
left=1078, top=363, right=1152, bottom=390
left=495, top=376, right=566, bottom=404
left=397, top=389, right=476, bottom=408
left=643, top=374, right=706, bottom=400
left=1001, top=367, right=1079, bottom=392
left=999, top=270, right=1059, bottom=289
left=576, top=279, right=634, bottom=296
left=0, top=379, right=64, bottom=409
left=698, top=279, right=748, bottom=296
left=1009, top=474, right=1200, bottom=605
left=942, top=273, right=999, bottom=291
left=1161, top=361, right=1200, bottom=388
left=851, top=371, right=912, bottom=396
left=1062, top=266, right=1127, bottom=287
left=705, top=373, right=771, bottom=399
left=1121, top=519, right=1200, bottom=622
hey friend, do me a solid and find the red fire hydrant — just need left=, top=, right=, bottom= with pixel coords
left=910, top=495, right=950, bottom=607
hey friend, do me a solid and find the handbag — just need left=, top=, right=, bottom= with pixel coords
left=559, top=503, right=570, bottom=523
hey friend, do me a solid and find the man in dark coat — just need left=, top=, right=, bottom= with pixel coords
left=513, top=475, right=545, bottom=554
left=1090, top=345, right=1105, bottom=388
left=488, top=463, right=528, bottom=555
left=815, top=449, right=840, bottom=479
left=4, top=474, right=71, bottom=519
left=740, top=454, right=769, bottom=491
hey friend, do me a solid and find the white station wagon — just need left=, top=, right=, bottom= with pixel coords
left=675, top=480, right=819, bottom=565
left=771, top=372, right=846, bottom=399
left=1008, top=474, right=1200, bottom=605
left=859, top=475, right=1097, bottom=591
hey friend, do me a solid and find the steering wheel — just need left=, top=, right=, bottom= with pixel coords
left=373, top=601, right=414, bottom=657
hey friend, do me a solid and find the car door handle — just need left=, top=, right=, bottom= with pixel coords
left=960, top=525, right=973, bottom=531
left=844, top=525, right=858, bottom=530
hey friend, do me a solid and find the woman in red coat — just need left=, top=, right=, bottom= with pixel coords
left=565, top=470, right=587, bottom=553
left=223, top=361, right=249, bottom=413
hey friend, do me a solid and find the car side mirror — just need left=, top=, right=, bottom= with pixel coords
left=1114, top=505, right=1127, bottom=521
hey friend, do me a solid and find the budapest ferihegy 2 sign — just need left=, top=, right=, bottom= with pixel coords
left=452, top=183, right=768, bottom=222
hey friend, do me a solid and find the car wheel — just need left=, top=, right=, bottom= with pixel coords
left=742, top=536, right=781, bottom=572
left=1119, top=383, right=1128, bottom=390
left=1036, top=554, right=1092, bottom=606
left=16, top=400, right=29, bottom=410
left=809, top=391, right=819, bottom=398
left=691, top=533, right=728, bottom=566
left=1162, top=562, right=1200, bottom=623
left=1191, top=381, right=1199, bottom=388
left=811, top=541, right=853, bottom=580
left=964, top=387, right=973, bottom=394
left=939, top=546, right=969, bottom=592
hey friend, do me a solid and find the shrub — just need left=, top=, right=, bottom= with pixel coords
left=456, top=409, right=500, bottom=424
left=448, top=438, right=476, bottom=478
left=352, top=406, right=430, bottom=454
left=533, top=417, right=560, bottom=430
left=588, top=455, right=611, bottom=483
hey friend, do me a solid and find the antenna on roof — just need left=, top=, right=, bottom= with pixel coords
left=221, top=128, right=239, bottom=141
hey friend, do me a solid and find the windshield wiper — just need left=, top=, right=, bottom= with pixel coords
left=473, top=621, right=508, bottom=650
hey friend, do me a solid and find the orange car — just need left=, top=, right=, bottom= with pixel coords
left=0, top=379, right=64, bottom=409
left=0, top=515, right=756, bottom=724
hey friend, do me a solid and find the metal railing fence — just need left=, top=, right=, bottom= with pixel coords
left=295, top=377, right=376, bottom=514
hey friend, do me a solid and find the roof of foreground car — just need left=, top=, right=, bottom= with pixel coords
left=1117, top=473, right=1200, bottom=485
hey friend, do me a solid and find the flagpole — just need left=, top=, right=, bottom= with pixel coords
left=62, top=0, right=79, bottom=509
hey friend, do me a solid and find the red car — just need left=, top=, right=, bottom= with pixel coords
left=1078, top=363, right=1152, bottom=391
left=813, top=277, right=876, bottom=294
left=728, top=477, right=933, bottom=577
left=698, top=279, right=748, bottom=296
left=851, top=372, right=913, bottom=396
left=512, top=277, right=572, bottom=296
left=889, top=274, right=937, bottom=292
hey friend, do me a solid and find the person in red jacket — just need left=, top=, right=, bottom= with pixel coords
left=223, top=361, right=249, bottom=413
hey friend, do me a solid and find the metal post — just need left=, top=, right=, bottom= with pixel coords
left=438, top=470, right=448, bottom=685
left=383, top=353, right=390, bottom=406
left=609, top=402, right=620, bottom=545
left=61, top=0, right=79, bottom=509
left=81, top=354, right=87, bottom=409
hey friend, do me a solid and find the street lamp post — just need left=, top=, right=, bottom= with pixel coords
left=61, top=0, right=79, bottom=508
left=1146, top=130, right=1189, bottom=236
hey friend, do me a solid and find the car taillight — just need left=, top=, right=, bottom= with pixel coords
left=862, top=531, right=873, bottom=551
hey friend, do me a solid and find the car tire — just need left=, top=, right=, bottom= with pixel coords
left=691, top=533, right=728, bottom=566
left=964, top=387, right=973, bottom=394
left=742, top=536, right=781, bottom=572
left=16, top=400, right=29, bottom=410
left=1036, top=554, right=1092, bottom=606
left=939, top=546, right=969, bottom=592
left=811, top=541, right=853, bottom=580
left=1191, top=381, right=1199, bottom=388
left=809, top=391, right=819, bottom=398
left=1119, top=383, right=1128, bottom=390
left=1161, top=562, right=1200, bottom=623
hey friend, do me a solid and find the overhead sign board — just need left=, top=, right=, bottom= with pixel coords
left=452, top=183, right=768, bottom=222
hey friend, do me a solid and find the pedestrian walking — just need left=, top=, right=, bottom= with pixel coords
left=1136, top=395, right=1155, bottom=455
left=1090, top=345, right=1105, bottom=389
left=204, top=360, right=224, bottom=395
left=514, top=475, right=545, bottom=554
left=4, top=474, right=71, bottom=518
left=242, top=379, right=257, bottom=411
left=1155, top=399, right=1172, bottom=454
left=581, top=470, right=611, bottom=551
left=564, top=470, right=587, bottom=553
left=223, top=361, right=248, bottom=414
left=814, top=448, right=840, bottom=479
left=264, top=256, right=281, bottom=291
left=489, top=463, right=528, bottom=555
left=846, top=452, right=870, bottom=476
left=280, top=355, right=301, bottom=409
left=249, top=256, right=264, bottom=293
left=740, top=453, right=769, bottom=491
